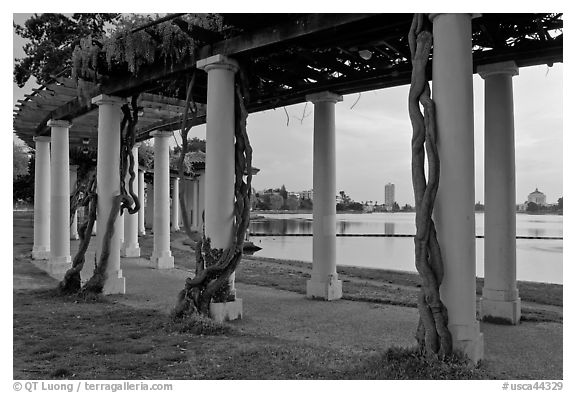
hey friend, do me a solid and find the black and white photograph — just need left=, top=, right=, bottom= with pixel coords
left=9, top=4, right=566, bottom=389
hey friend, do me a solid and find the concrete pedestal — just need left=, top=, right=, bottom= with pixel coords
left=32, top=136, right=51, bottom=260
left=93, top=94, right=126, bottom=295
left=48, top=120, right=72, bottom=273
left=478, top=61, right=521, bottom=325
left=430, top=13, right=483, bottom=362
left=210, top=299, right=243, bottom=323
left=306, top=91, right=343, bottom=301
left=150, top=131, right=174, bottom=269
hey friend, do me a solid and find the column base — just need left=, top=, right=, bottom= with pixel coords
left=32, top=246, right=50, bottom=260
left=480, top=297, right=521, bottom=325
left=449, top=322, right=484, bottom=364
left=171, top=226, right=180, bottom=232
left=103, top=269, right=126, bottom=295
left=139, top=229, right=146, bottom=236
left=70, top=233, right=80, bottom=240
left=210, top=299, right=243, bottom=323
left=151, top=251, right=174, bottom=269
left=306, top=274, right=342, bottom=300
left=47, top=256, right=72, bottom=276
left=121, top=244, right=141, bottom=258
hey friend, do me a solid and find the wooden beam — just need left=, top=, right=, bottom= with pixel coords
left=100, top=14, right=374, bottom=98
left=199, top=14, right=374, bottom=58
left=171, top=18, right=223, bottom=43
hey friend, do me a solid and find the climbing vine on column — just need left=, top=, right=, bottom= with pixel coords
left=174, top=66, right=253, bottom=318
left=59, top=96, right=141, bottom=296
left=408, top=13, right=453, bottom=357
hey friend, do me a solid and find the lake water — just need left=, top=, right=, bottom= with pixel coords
left=249, top=212, right=563, bottom=284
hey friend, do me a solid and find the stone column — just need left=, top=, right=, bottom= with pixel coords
left=92, top=94, right=126, bottom=294
left=305, top=91, right=343, bottom=300
left=171, top=177, right=181, bottom=231
left=145, top=182, right=154, bottom=230
left=429, top=13, right=483, bottom=362
left=479, top=61, right=521, bottom=324
left=48, top=120, right=72, bottom=275
left=138, top=170, right=146, bottom=235
left=192, top=179, right=200, bottom=230
left=197, top=54, right=242, bottom=321
left=150, top=131, right=174, bottom=269
left=32, top=136, right=51, bottom=260
left=69, top=165, right=79, bottom=240
left=122, top=144, right=141, bottom=257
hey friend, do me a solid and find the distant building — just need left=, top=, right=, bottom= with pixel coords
left=301, top=189, right=314, bottom=201
left=384, top=183, right=395, bottom=211
left=527, top=188, right=546, bottom=206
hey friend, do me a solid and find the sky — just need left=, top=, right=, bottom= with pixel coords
left=11, top=12, right=564, bottom=207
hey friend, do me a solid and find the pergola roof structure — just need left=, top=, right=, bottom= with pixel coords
left=13, top=13, right=563, bottom=161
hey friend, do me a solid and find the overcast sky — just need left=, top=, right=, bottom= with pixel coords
left=12, top=13, right=563, bottom=206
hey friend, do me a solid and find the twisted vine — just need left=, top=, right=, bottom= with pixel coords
left=59, top=94, right=140, bottom=295
left=408, top=13, right=452, bottom=358
left=59, top=173, right=97, bottom=294
left=174, top=66, right=252, bottom=318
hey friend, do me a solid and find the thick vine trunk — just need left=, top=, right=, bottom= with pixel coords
left=60, top=95, right=141, bottom=296
left=408, top=13, right=452, bottom=358
left=174, top=68, right=253, bottom=319
left=59, top=175, right=97, bottom=294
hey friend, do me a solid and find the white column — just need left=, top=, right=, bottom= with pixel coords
left=479, top=61, right=521, bottom=324
left=32, top=136, right=51, bottom=260
left=138, top=170, right=146, bottom=235
left=69, top=165, right=79, bottom=240
left=92, top=94, right=126, bottom=294
left=429, top=13, right=483, bottom=362
left=171, top=177, right=181, bottom=231
left=150, top=131, right=174, bottom=269
left=48, top=120, right=72, bottom=275
left=306, top=91, right=343, bottom=300
left=198, top=55, right=238, bottom=301
left=192, top=179, right=200, bottom=230
left=122, top=144, right=141, bottom=257
left=145, top=182, right=154, bottom=229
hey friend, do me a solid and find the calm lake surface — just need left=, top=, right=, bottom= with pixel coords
left=249, top=212, right=563, bottom=284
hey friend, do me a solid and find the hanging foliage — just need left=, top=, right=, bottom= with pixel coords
left=174, top=66, right=252, bottom=319
left=71, top=14, right=224, bottom=84
left=407, top=13, right=453, bottom=358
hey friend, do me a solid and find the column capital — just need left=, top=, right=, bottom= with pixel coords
left=47, top=119, right=71, bottom=129
left=197, top=54, right=239, bottom=73
left=33, top=135, right=51, bottom=143
left=429, top=13, right=481, bottom=23
left=91, top=94, right=126, bottom=106
left=478, top=61, right=519, bottom=79
left=306, top=91, right=343, bottom=104
left=133, top=142, right=142, bottom=149
left=150, top=130, right=173, bottom=138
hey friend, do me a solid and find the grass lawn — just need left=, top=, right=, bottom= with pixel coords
left=13, top=287, right=493, bottom=380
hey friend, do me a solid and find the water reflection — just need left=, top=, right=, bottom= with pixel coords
left=248, top=212, right=563, bottom=284
left=384, top=222, right=395, bottom=235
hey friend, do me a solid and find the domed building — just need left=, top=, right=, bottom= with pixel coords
left=527, top=188, right=546, bottom=206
